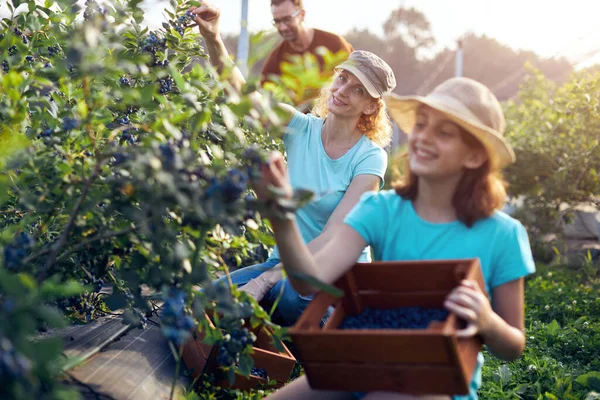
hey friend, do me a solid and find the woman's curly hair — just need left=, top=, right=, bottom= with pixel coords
left=311, top=72, right=393, bottom=148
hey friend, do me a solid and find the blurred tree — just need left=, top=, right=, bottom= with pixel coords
left=382, top=7, right=435, bottom=54
left=213, top=7, right=576, bottom=101
left=408, top=33, right=573, bottom=99
left=584, top=63, right=600, bottom=74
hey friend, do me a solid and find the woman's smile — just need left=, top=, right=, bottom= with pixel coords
left=331, top=93, right=347, bottom=107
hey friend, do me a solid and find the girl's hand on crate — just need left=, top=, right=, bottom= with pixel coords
left=444, top=279, right=493, bottom=338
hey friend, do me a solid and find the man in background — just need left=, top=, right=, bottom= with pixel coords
left=261, top=0, right=353, bottom=106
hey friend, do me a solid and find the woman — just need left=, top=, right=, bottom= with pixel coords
left=258, top=77, right=536, bottom=399
left=190, top=4, right=397, bottom=325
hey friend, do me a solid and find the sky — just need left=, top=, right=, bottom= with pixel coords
left=140, top=0, right=600, bottom=68
left=2, top=0, right=599, bottom=68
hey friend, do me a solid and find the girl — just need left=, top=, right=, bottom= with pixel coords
left=258, top=77, right=536, bottom=399
left=190, top=4, right=397, bottom=325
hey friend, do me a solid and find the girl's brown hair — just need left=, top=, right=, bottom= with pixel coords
left=311, top=72, right=393, bottom=148
left=394, top=129, right=507, bottom=227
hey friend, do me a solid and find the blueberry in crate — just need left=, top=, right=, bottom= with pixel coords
left=250, top=367, right=268, bottom=380
left=339, top=306, right=449, bottom=330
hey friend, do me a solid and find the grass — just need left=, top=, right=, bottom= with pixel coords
left=480, top=263, right=600, bottom=399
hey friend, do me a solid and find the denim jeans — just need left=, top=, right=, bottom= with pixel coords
left=214, top=259, right=332, bottom=326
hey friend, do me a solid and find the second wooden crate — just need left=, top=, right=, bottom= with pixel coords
left=182, top=315, right=296, bottom=390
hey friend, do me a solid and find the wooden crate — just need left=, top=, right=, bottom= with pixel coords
left=182, top=314, right=296, bottom=390
left=288, top=259, right=486, bottom=395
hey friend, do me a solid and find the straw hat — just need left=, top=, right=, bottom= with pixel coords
left=385, top=77, right=515, bottom=168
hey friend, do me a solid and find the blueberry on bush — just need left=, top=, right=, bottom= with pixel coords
left=62, top=117, right=80, bottom=131
left=0, top=338, right=32, bottom=378
left=205, top=169, right=248, bottom=204
left=158, top=76, right=174, bottom=94
left=37, top=128, right=52, bottom=138
left=216, top=327, right=255, bottom=368
left=47, top=44, right=61, bottom=56
left=160, top=289, right=195, bottom=346
left=3, top=233, right=34, bottom=271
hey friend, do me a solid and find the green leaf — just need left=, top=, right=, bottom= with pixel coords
left=498, top=364, right=512, bottom=385
left=237, top=353, right=253, bottom=377
left=576, top=372, right=600, bottom=391
left=30, top=337, right=63, bottom=364
left=227, top=367, right=236, bottom=386
left=40, top=280, right=84, bottom=300
left=36, top=305, right=67, bottom=328
left=18, top=273, right=37, bottom=290
left=286, top=270, right=343, bottom=298
left=168, top=66, right=186, bottom=92
left=546, top=319, right=561, bottom=337
left=162, top=119, right=182, bottom=140
left=104, top=293, right=128, bottom=310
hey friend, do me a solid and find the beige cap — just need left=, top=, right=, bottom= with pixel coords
left=335, top=50, right=396, bottom=98
left=385, top=77, right=515, bottom=169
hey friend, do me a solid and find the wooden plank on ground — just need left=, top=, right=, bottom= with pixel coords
left=68, top=320, right=187, bottom=400
left=61, top=313, right=130, bottom=360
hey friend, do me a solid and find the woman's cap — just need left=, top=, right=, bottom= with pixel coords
left=336, top=50, right=396, bottom=98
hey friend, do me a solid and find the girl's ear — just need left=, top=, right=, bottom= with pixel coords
left=464, top=148, right=488, bottom=170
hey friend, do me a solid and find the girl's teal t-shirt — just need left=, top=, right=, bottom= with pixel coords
left=344, top=190, right=536, bottom=399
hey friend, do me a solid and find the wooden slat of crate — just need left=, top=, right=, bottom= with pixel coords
left=351, top=260, right=475, bottom=292
left=304, top=362, right=469, bottom=394
left=251, top=332, right=296, bottom=383
left=359, top=292, right=450, bottom=309
left=291, top=331, right=454, bottom=364
left=214, top=339, right=296, bottom=390
left=456, top=336, right=481, bottom=387
left=294, top=291, right=340, bottom=331
left=69, top=322, right=186, bottom=400
left=181, top=338, right=211, bottom=380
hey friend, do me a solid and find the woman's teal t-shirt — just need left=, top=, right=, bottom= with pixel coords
left=268, top=110, right=388, bottom=263
left=344, top=190, right=536, bottom=399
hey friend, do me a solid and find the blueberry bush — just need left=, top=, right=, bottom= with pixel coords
left=0, top=0, right=295, bottom=398
left=504, top=68, right=600, bottom=237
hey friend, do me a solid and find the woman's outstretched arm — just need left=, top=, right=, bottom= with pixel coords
left=190, top=3, right=295, bottom=124
left=189, top=3, right=246, bottom=91
left=259, top=153, right=366, bottom=295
